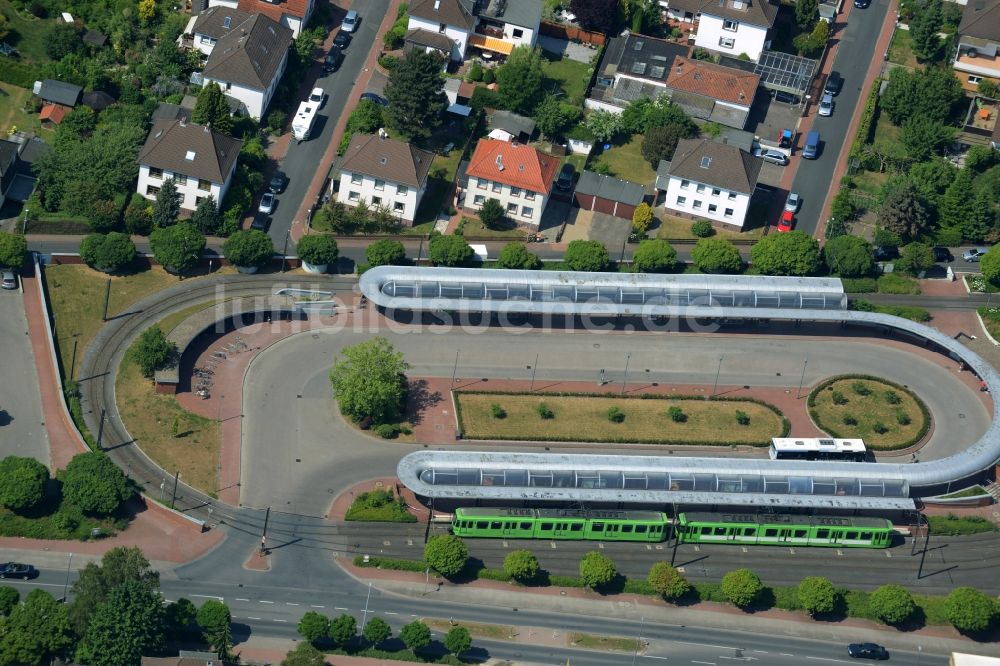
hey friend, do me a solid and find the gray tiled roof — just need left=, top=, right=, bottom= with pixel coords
left=405, top=27, right=456, bottom=52
left=574, top=170, right=645, bottom=205
left=475, top=0, right=541, bottom=29
left=488, top=110, right=536, bottom=137
left=34, top=80, right=82, bottom=107
left=959, top=0, right=1000, bottom=41
left=341, top=134, right=435, bottom=189
left=600, top=34, right=689, bottom=83
left=666, top=0, right=778, bottom=28
left=409, top=0, right=477, bottom=30
left=667, top=137, right=760, bottom=194
left=203, top=13, right=292, bottom=90
left=193, top=6, right=255, bottom=39
left=0, top=140, right=18, bottom=178
left=137, top=120, right=243, bottom=184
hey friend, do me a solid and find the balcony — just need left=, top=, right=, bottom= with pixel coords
left=954, top=42, right=1000, bottom=78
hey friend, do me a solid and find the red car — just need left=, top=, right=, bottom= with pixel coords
left=777, top=210, right=795, bottom=232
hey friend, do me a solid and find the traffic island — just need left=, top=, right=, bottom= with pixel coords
left=244, top=546, right=272, bottom=571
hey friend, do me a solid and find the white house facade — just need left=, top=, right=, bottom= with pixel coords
left=695, top=14, right=770, bottom=60
left=660, top=138, right=761, bottom=229
left=337, top=134, right=435, bottom=225
left=407, top=14, right=470, bottom=61
left=462, top=139, right=559, bottom=227
left=663, top=176, right=752, bottom=226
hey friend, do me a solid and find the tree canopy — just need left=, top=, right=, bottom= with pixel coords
left=197, top=600, right=233, bottom=659
left=533, top=95, right=580, bottom=139
left=192, top=82, right=234, bottom=135
left=868, top=584, right=915, bottom=625
left=641, top=123, right=688, bottom=168
left=191, top=196, right=221, bottom=236
left=69, top=547, right=159, bottom=638
left=150, top=223, right=206, bottom=274
left=496, top=46, right=545, bottom=114
left=496, top=242, right=542, bottom=270
left=945, top=587, right=996, bottom=634
left=75, top=578, right=165, bottom=666
left=366, top=239, right=407, bottom=267
left=400, top=621, right=432, bottom=651
left=429, top=234, right=473, bottom=267
left=152, top=178, right=181, bottom=228
left=749, top=231, right=821, bottom=276
left=647, top=562, right=690, bottom=601
left=61, top=452, right=132, bottom=516
left=585, top=109, right=623, bottom=144
left=328, top=613, right=357, bottom=646
left=691, top=237, right=743, bottom=273
left=129, top=325, right=176, bottom=378
left=297, top=611, right=330, bottom=644
left=881, top=66, right=963, bottom=126
left=222, top=229, right=274, bottom=268
left=363, top=616, right=392, bottom=646
left=478, top=198, right=506, bottom=229
left=296, top=234, right=339, bottom=266
left=503, top=550, right=540, bottom=582
left=720, top=568, right=763, bottom=608
left=579, top=551, right=616, bottom=589
left=564, top=240, right=610, bottom=272
left=0, top=231, right=27, bottom=269
left=797, top=576, right=837, bottom=616
left=444, top=626, right=472, bottom=655
left=895, top=242, right=934, bottom=275
left=329, top=336, right=410, bottom=424
left=981, top=245, right=1000, bottom=285
left=424, top=534, right=469, bottom=577
left=823, top=235, right=874, bottom=277
left=632, top=239, right=678, bottom=273
left=795, top=0, right=818, bottom=29
left=281, top=642, right=326, bottom=666
left=570, top=0, right=620, bottom=33
left=385, top=50, right=447, bottom=140
left=878, top=183, right=931, bottom=241
left=0, top=589, right=74, bottom=666
left=0, top=587, right=18, bottom=617
left=0, top=456, right=49, bottom=512
left=79, top=232, right=136, bottom=273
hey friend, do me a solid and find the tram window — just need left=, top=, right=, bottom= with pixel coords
left=714, top=527, right=726, bottom=535
left=476, top=521, right=488, bottom=529
left=621, top=525, right=633, bottom=533
left=608, top=524, right=619, bottom=532
left=520, top=522, right=532, bottom=530
left=701, top=526, right=711, bottom=535
left=503, top=522, right=511, bottom=529
left=540, top=523, right=553, bottom=531
left=764, top=529, right=778, bottom=537
left=861, top=532, right=872, bottom=541
left=744, top=528, right=757, bottom=536
left=592, top=523, right=604, bottom=532
left=817, top=529, right=829, bottom=538
left=571, top=523, right=583, bottom=532
left=846, top=531, right=858, bottom=539
left=491, top=521, right=501, bottom=530
left=635, top=525, right=647, bottom=533
left=794, top=530, right=807, bottom=538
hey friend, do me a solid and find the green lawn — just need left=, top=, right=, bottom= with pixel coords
left=809, top=377, right=928, bottom=449
left=656, top=213, right=763, bottom=241
left=588, top=135, right=656, bottom=185
left=0, top=0, right=53, bottom=62
left=540, top=51, right=593, bottom=106
left=456, top=216, right=526, bottom=239
left=888, top=29, right=917, bottom=68
left=0, top=82, right=42, bottom=135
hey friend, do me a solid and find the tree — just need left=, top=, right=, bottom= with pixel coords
left=329, top=336, right=410, bottom=424
left=281, top=642, right=326, bottom=666
left=223, top=229, right=274, bottom=269
left=825, top=215, right=848, bottom=240
left=87, top=199, right=121, bottom=233
left=164, top=598, right=197, bottom=636
left=797, top=576, right=837, bottom=616
left=869, top=584, right=915, bottom=625
left=564, top=240, right=610, bottom=272
left=632, top=239, right=678, bottom=273
left=795, top=0, right=818, bottom=30
left=62, top=452, right=132, bottom=516
left=503, top=550, right=540, bottom=582
left=428, top=234, right=473, bottom=266
left=881, top=66, right=963, bottom=125
left=0, top=456, right=49, bottom=512
left=534, top=95, right=580, bottom=139
left=720, top=568, right=763, bottom=609
left=691, top=237, right=743, bottom=273
left=444, top=626, right=472, bottom=655
left=496, top=46, right=545, bottom=113
left=129, top=325, right=176, bottom=378
left=647, top=562, right=691, bottom=601
left=46, top=21, right=81, bottom=59
left=570, top=0, right=620, bottom=33
left=982, top=245, right=1000, bottom=285
left=363, top=616, right=392, bottom=646
left=909, top=0, right=942, bottom=61
left=579, top=551, right=616, bottom=589
left=125, top=202, right=154, bottom=236
left=632, top=203, right=654, bottom=236
left=192, top=82, right=233, bottom=135
left=823, top=235, right=874, bottom=277
left=0, top=589, right=73, bottom=666
left=150, top=222, right=206, bottom=275
left=152, top=178, right=182, bottom=228
left=366, top=239, right=407, bottom=267
left=478, top=198, right=506, bottom=229
left=878, top=184, right=930, bottom=241
left=424, top=534, right=469, bottom=577
left=793, top=19, right=828, bottom=57
left=328, top=613, right=357, bottom=646
left=901, top=116, right=955, bottom=162
left=69, top=547, right=159, bottom=636
left=197, top=600, right=233, bottom=659
left=79, top=232, right=136, bottom=273
left=0, top=586, right=18, bottom=616
left=385, top=49, right=447, bottom=140
left=0, top=231, right=27, bottom=268
left=191, top=196, right=221, bottom=235
left=895, top=242, right=935, bottom=275
left=400, top=620, right=432, bottom=651
left=586, top=109, right=624, bottom=144
left=945, top=587, right=996, bottom=634
left=749, top=231, right=821, bottom=276
left=829, top=189, right=857, bottom=223
left=297, top=234, right=339, bottom=267
left=641, top=123, right=686, bottom=168
left=75, top=578, right=165, bottom=666
left=938, top=168, right=976, bottom=229
left=496, top=242, right=542, bottom=270
left=297, top=610, right=330, bottom=644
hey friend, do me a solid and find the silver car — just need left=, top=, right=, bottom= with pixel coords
left=755, top=147, right=788, bottom=166
left=818, top=93, right=834, bottom=117
left=341, top=9, right=359, bottom=32
left=1, top=270, right=16, bottom=290
left=963, top=248, right=988, bottom=262
left=784, top=192, right=801, bottom=213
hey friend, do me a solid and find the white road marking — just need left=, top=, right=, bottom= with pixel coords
left=274, top=619, right=288, bottom=623
left=286, top=602, right=299, bottom=606
left=235, top=598, right=250, bottom=602
left=259, top=600, right=275, bottom=604
left=385, top=611, right=398, bottom=615
left=643, top=656, right=669, bottom=661
left=676, top=641, right=738, bottom=651
left=805, top=657, right=849, bottom=663
left=692, top=661, right=716, bottom=665
left=334, top=606, right=349, bottom=611
left=311, top=605, right=325, bottom=608
left=247, top=617, right=262, bottom=620
left=191, top=594, right=224, bottom=600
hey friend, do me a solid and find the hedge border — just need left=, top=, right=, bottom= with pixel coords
left=849, top=79, right=881, bottom=160
left=807, top=374, right=931, bottom=450
left=452, top=391, right=790, bottom=446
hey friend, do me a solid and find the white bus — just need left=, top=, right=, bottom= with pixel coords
left=769, top=437, right=867, bottom=462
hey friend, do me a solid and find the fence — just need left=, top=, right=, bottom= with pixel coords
left=539, top=20, right=606, bottom=46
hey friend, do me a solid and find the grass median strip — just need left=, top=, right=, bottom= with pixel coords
left=567, top=632, right=641, bottom=652
left=423, top=619, right=516, bottom=640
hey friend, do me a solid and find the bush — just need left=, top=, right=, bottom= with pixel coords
left=0, top=456, right=50, bottom=512
left=266, top=109, right=287, bottom=134
left=536, top=403, right=554, bottom=419
left=851, top=381, right=871, bottom=396
left=896, top=410, right=911, bottom=426
left=842, top=414, right=858, bottom=426
left=691, top=220, right=714, bottom=238
left=400, top=620, right=431, bottom=651
left=424, top=534, right=469, bottom=577
left=296, top=234, right=339, bottom=266
left=579, top=551, right=616, bottom=589
left=503, top=550, right=540, bottom=582
left=720, top=569, right=763, bottom=608
left=61, top=452, right=132, bottom=516
left=366, top=239, right=407, bottom=267
left=374, top=423, right=400, bottom=439
left=149, top=223, right=206, bottom=275
left=945, top=587, right=996, bottom=634
left=831, top=390, right=848, bottom=405
left=869, top=584, right=915, bottom=625
left=872, top=421, right=888, bottom=434
left=647, top=562, right=690, bottom=601
left=884, top=390, right=901, bottom=405
left=798, top=576, right=837, bottom=616
left=606, top=406, right=625, bottom=423
left=668, top=406, right=686, bottom=423
left=735, top=410, right=750, bottom=426
left=79, top=232, right=136, bottom=273
left=345, top=489, right=415, bottom=522
left=490, top=404, right=507, bottom=419
left=223, top=229, right=274, bottom=268
left=927, top=514, right=996, bottom=536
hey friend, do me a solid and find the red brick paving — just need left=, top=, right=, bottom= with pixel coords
left=920, top=276, right=968, bottom=298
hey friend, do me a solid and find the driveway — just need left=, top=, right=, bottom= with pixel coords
left=0, top=290, right=50, bottom=463
left=537, top=35, right=597, bottom=63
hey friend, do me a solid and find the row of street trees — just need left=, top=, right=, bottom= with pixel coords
left=293, top=610, right=472, bottom=660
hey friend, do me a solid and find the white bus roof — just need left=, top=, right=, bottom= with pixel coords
left=771, top=438, right=866, bottom=451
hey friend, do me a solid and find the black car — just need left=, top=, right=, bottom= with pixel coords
left=874, top=246, right=900, bottom=261
left=250, top=212, right=271, bottom=232
left=360, top=92, right=389, bottom=107
left=848, top=643, right=889, bottom=660
left=932, top=246, right=953, bottom=262
left=555, top=163, right=575, bottom=191
left=824, top=71, right=843, bottom=96
left=323, top=47, right=344, bottom=73
left=333, top=31, right=351, bottom=49
left=0, top=562, right=36, bottom=579
left=269, top=171, right=287, bottom=194
left=854, top=0, right=870, bottom=7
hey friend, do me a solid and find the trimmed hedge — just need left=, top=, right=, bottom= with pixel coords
left=353, top=555, right=428, bottom=572
left=807, top=374, right=931, bottom=450
left=849, top=80, right=881, bottom=160
left=840, top=277, right=878, bottom=293
left=852, top=300, right=932, bottom=322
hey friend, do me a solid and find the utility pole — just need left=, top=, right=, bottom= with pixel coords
left=621, top=353, right=631, bottom=396
left=416, top=237, right=424, bottom=265
left=261, top=506, right=271, bottom=554
left=529, top=353, right=539, bottom=392
left=796, top=358, right=809, bottom=399
left=96, top=408, right=106, bottom=449
left=170, top=470, right=180, bottom=509
left=101, top=278, right=111, bottom=322
left=61, top=553, right=74, bottom=602
left=451, top=350, right=460, bottom=388
left=670, top=503, right=680, bottom=566
left=360, top=581, right=373, bottom=634
left=630, top=616, right=645, bottom=666
left=70, top=338, right=78, bottom=382
left=711, top=356, right=723, bottom=397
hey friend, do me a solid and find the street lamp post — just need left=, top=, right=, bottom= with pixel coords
left=451, top=350, right=460, bottom=388
left=360, top=581, right=373, bottom=634
left=796, top=358, right=809, bottom=399
left=630, top=616, right=645, bottom=666
left=61, top=553, right=74, bottom=602
left=281, top=230, right=290, bottom=273
left=529, top=353, right=539, bottom=392
left=22, top=209, right=28, bottom=234
left=712, top=356, right=723, bottom=397
left=621, top=353, right=631, bottom=395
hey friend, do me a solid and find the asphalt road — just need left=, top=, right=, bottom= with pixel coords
left=790, top=0, right=892, bottom=236
left=0, top=285, right=50, bottom=462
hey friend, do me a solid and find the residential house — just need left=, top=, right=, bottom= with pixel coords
left=586, top=34, right=689, bottom=112
left=39, top=104, right=68, bottom=128
left=405, top=0, right=541, bottom=63
left=191, top=6, right=255, bottom=55
left=953, top=0, right=1000, bottom=93
left=662, top=0, right=778, bottom=60
left=663, top=56, right=760, bottom=129
left=573, top=171, right=646, bottom=220
left=201, top=13, right=292, bottom=120
left=443, top=78, right=476, bottom=116
left=488, top=110, right=536, bottom=142
left=462, top=138, right=559, bottom=226
left=337, top=133, right=435, bottom=225
left=0, top=140, right=19, bottom=210
left=32, top=79, right=82, bottom=107
left=206, top=0, right=313, bottom=37
left=659, top=137, right=761, bottom=228
left=136, top=119, right=243, bottom=211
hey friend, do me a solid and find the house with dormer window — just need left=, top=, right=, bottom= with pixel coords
left=953, top=0, right=1000, bottom=93
left=337, top=133, right=435, bottom=225
left=206, top=0, right=314, bottom=37
left=662, top=0, right=778, bottom=60
left=136, top=119, right=243, bottom=211
left=405, top=0, right=540, bottom=62
left=462, top=139, right=559, bottom=226
left=191, top=6, right=255, bottom=55
left=660, top=138, right=761, bottom=228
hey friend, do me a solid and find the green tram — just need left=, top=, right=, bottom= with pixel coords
left=677, top=512, right=894, bottom=549
left=452, top=507, right=670, bottom=542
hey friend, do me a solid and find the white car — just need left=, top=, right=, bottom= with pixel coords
left=309, top=87, right=325, bottom=107
left=784, top=192, right=801, bottom=213
left=818, top=93, right=834, bottom=117
left=258, top=192, right=275, bottom=214
left=755, top=147, right=788, bottom=166
left=341, top=9, right=359, bottom=32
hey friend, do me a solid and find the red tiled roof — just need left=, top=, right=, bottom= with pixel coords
left=238, top=0, right=310, bottom=22
left=466, top=139, right=560, bottom=194
left=39, top=103, right=68, bottom=124
left=666, top=57, right=759, bottom=106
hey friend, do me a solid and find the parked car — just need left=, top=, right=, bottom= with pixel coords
left=250, top=212, right=271, bottom=232
left=333, top=31, right=351, bottom=49
left=824, top=72, right=843, bottom=96
left=341, top=9, right=359, bottom=32
left=258, top=192, right=275, bottom=214
left=0, top=562, right=36, bottom=579
left=755, top=147, right=788, bottom=165
left=932, top=246, right=953, bottom=262
left=818, top=93, right=834, bottom=117
left=784, top=192, right=800, bottom=213
left=847, top=643, right=889, bottom=660
left=777, top=210, right=795, bottom=232
left=360, top=92, right=388, bottom=107
left=1, top=270, right=16, bottom=290
left=556, top=163, right=575, bottom=191
left=964, top=247, right=988, bottom=262
left=269, top=171, right=287, bottom=194
left=854, top=0, right=870, bottom=7
left=874, top=246, right=900, bottom=261
left=323, top=47, right=344, bottom=73
left=308, top=88, right=326, bottom=107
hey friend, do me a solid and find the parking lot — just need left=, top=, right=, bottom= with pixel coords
left=0, top=288, right=50, bottom=463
